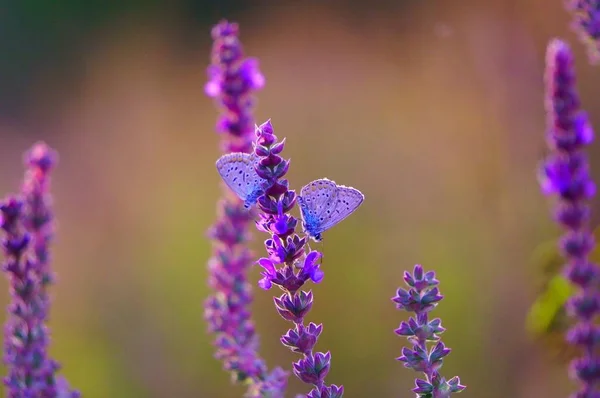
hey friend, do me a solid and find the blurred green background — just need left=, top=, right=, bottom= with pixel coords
left=0, top=0, right=598, bottom=397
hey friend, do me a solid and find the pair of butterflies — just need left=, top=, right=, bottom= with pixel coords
left=216, top=152, right=364, bottom=241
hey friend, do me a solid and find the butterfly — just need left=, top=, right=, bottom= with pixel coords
left=297, top=178, right=364, bottom=242
left=216, top=152, right=267, bottom=208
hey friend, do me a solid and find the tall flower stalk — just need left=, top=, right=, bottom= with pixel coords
left=204, top=20, right=288, bottom=397
left=1, top=142, right=79, bottom=398
left=253, top=120, right=343, bottom=398
left=392, top=264, right=465, bottom=397
left=540, top=38, right=600, bottom=396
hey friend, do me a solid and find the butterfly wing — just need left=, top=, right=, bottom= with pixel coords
left=299, top=179, right=338, bottom=237
left=317, top=185, right=364, bottom=232
left=216, top=152, right=266, bottom=207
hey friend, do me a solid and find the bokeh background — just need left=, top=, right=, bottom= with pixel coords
left=0, top=0, right=597, bottom=397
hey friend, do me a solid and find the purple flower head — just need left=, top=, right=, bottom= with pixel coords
left=236, top=120, right=342, bottom=395
left=393, top=265, right=465, bottom=397
left=413, top=374, right=465, bottom=398
left=21, top=142, right=59, bottom=300
left=257, top=199, right=297, bottom=238
left=204, top=20, right=288, bottom=396
left=1, top=142, right=78, bottom=397
left=281, top=322, right=323, bottom=355
left=256, top=252, right=323, bottom=294
left=293, top=351, right=331, bottom=385
left=395, top=315, right=446, bottom=343
left=253, top=121, right=291, bottom=198
left=306, top=384, right=344, bottom=398
left=540, top=39, right=600, bottom=396
left=205, top=20, right=265, bottom=154
left=263, top=234, right=306, bottom=265
left=565, top=0, right=600, bottom=64
left=274, top=291, right=314, bottom=323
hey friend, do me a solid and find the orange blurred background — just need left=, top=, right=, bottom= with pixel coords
left=0, top=1, right=596, bottom=397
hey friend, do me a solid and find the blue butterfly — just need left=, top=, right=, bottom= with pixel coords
left=216, top=152, right=267, bottom=208
left=298, top=178, right=365, bottom=242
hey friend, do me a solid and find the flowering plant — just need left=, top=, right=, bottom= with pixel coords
left=8, top=3, right=600, bottom=396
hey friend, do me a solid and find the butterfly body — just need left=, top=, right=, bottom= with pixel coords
left=298, top=178, right=364, bottom=241
left=297, top=199, right=324, bottom=242
left=216, top=152, right=267, bottom=208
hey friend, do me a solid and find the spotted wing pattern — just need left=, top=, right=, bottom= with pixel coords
left=298, top=178, right=364, bottom=239
left=317, top=185, right=364, bottom=232
left=216, top=152, right=267, bottom=208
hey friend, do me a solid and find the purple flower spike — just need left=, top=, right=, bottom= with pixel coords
left=393, top=265, right=465, bottom=397
left=205, top=19, right=265, bottom=154
left=2, top=143, right=79, bottom=398
left=204, top=20, right=287, bottom=396
left=565, top=0, right=600, bottom=64
left=235, top=120, right=343, bottom=394
left=21, top=143, right=58, bottom=320
left=541, top=39, right=600, bottom=396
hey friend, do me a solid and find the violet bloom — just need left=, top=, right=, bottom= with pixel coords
left=540, top=39, right=600, bottom=396
left=565, top=0, right=600, bottom=63
left=2, top=142, right=79, bottom=397
left=204, top=20, right=288, bottom=396
left=393, top=265, right=465, bottom=397
left=252, top=120, right=343, bottom=398
left=205, top=19, right=265, bottom=154
left=22, top=144, right=58, bottom=335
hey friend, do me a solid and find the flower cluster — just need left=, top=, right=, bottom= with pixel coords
left=205, top=19, right=265, bottom=154
left=206, top=18, right=462, bottom=398
left=539, top=39, right=600, bottom=396
left=393, top=265, right=465, bottom=398
left=565, top=0, right=600, bottom=64
left=203, top=19, right=288, bottom=397
left=1, top=142, right=79, bottom=397
left=252, top=120, right=343, bottom=398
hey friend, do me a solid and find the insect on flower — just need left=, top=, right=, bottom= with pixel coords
left=216, top=154, right=365, bottom=242
left=297, top=178, right=364, bottom=242
left=216, top=152, right=268, bottom=208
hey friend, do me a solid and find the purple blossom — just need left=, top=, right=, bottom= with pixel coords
left=55, top=375, right=80, bottom=398
left=204, top=20, right=287, bottom=396
left=565, top=0, right=600, bottom=64
left=393, top=265, right=465, bottom=397
left=540, top=38, right=600, bottom=396
left=205, top=19, right=265, bottom=154
left=1, top=142, right=79, bottom=398
left=249, top=120, right=342, bottom=396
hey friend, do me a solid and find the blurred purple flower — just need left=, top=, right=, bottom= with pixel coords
left=205, top=19, right=265, bottom=154
left=55, top=375, right=80, bottom=398
left=1, top=142, right=79, bottom=398
left=540, top=38, right=600, bottom=396
left=393, top=265, right=465, bottom=397
left=204, top=20, right=287, bottom=396
left=565, top=0, right=600, bottom=63
left=248, top=120, right=343, bottom=397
